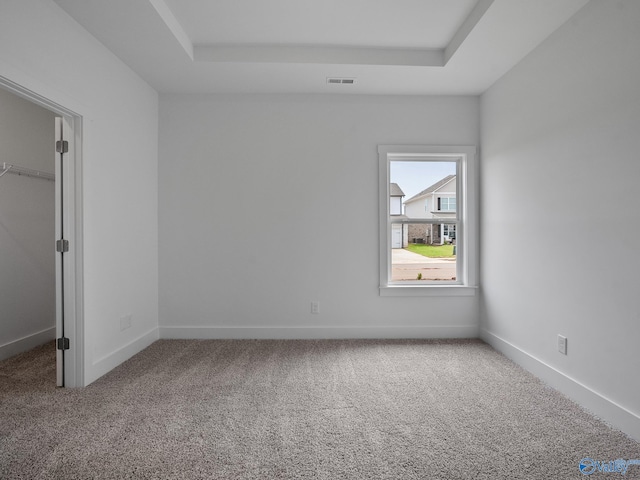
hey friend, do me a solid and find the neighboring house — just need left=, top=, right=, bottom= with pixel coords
left=403, top=175, right=456, bottom=245
left=389, top=183, right=408, bottom=248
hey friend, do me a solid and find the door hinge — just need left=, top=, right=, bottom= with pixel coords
left=56, top=239, right=69, bottom=253
left=57, top=337, right=70, bottom=351
left=56, top=140, right=69, bottom=154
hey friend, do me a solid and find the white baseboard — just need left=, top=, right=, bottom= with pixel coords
left=86, top=328, right=159, bottom=385
left=0, top=327, right=55, bottom=361
left=159, top=325, right=479, bottom=340
left=481, top=328, right=640, bottom=442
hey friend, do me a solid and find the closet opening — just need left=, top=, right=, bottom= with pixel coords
left=0, top=77, right=83, bottom=387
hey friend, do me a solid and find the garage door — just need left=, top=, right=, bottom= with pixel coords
left=391, top=224, right=402, bottom=248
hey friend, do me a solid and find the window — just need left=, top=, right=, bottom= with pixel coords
left=378, top=145, right=477, bottom=296
left=439, top=197, right=456, bottom=212
left=443, top=224, right=456, bottom=240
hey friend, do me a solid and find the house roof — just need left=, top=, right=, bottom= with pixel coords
left=390, top=183, right=405, bottom=197
left=404, top=175, right=455, bottom=203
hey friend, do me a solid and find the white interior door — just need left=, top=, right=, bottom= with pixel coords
left=54, top=116, right=71, bottom=387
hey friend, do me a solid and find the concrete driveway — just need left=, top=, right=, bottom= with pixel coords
left=391, top=248, right=456, bottom=281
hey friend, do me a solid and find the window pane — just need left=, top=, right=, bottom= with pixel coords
left=391, top=223, right=457, bottom=281
left=438, top=197, right=456, bottom=211
left=390, top=161, right=456, bottom=220
left=389, top=161, right=458, bottom=282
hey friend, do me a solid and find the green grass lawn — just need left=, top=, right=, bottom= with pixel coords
left=405, top=243, right=455, bottom=258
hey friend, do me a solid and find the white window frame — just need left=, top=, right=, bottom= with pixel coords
left=378, top=145, right=478, bottom=296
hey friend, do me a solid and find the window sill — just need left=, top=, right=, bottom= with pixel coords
left=379, top=285, right=478, bottom=297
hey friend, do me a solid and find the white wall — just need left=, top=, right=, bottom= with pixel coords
left=404, top=199, right=426, bottom=219
left=481, top=0, right=640, bottom=439
left=0, top=0, right=159, bottom=384
left=0, top=88, right=56, bottom=360
left=390, top=196, right=402, bottom=215
left=159, top=94, right=479, bottom=338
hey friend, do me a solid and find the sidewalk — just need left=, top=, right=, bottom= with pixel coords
left=391, top=248, right=456, bottom=281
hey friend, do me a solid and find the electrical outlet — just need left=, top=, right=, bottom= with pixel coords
left=120, top=314, right=132, bottom=331
left=311, top=301, right=320, bottom=314
left=557, top=335, right=567, bottom=355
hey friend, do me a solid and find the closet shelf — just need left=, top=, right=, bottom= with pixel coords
left=0, top=162, right=55, bottom=182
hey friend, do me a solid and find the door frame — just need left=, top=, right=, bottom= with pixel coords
left=0, top=75, right=84, bottom=388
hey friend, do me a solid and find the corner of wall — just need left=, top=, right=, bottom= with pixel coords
left=85, top=327, right=159, bottom=386
left=480, top=328, right=640, bottom=442
left=0, top=328, right=56, bottom=362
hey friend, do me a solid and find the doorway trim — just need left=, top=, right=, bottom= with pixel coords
left=0, top=75, right=84, bottom=388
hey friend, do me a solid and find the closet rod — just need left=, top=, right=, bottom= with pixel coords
left=0, top=162, right=55, bottom=182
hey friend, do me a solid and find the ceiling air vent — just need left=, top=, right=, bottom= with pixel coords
left=327, top=77, right=356, bottom=85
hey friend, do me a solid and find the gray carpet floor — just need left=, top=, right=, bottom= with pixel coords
left=1, top=339, right=638, bottom=479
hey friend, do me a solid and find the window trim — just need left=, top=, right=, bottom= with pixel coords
left=378, top=145, right=478, bottom=296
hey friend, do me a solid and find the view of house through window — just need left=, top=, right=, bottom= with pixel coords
left=389, top=160, right=458, bottom=282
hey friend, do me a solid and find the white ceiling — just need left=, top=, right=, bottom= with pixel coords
left=163, top=0, right=480, bottom=48
left=53, top=0, right=589, bottom=95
